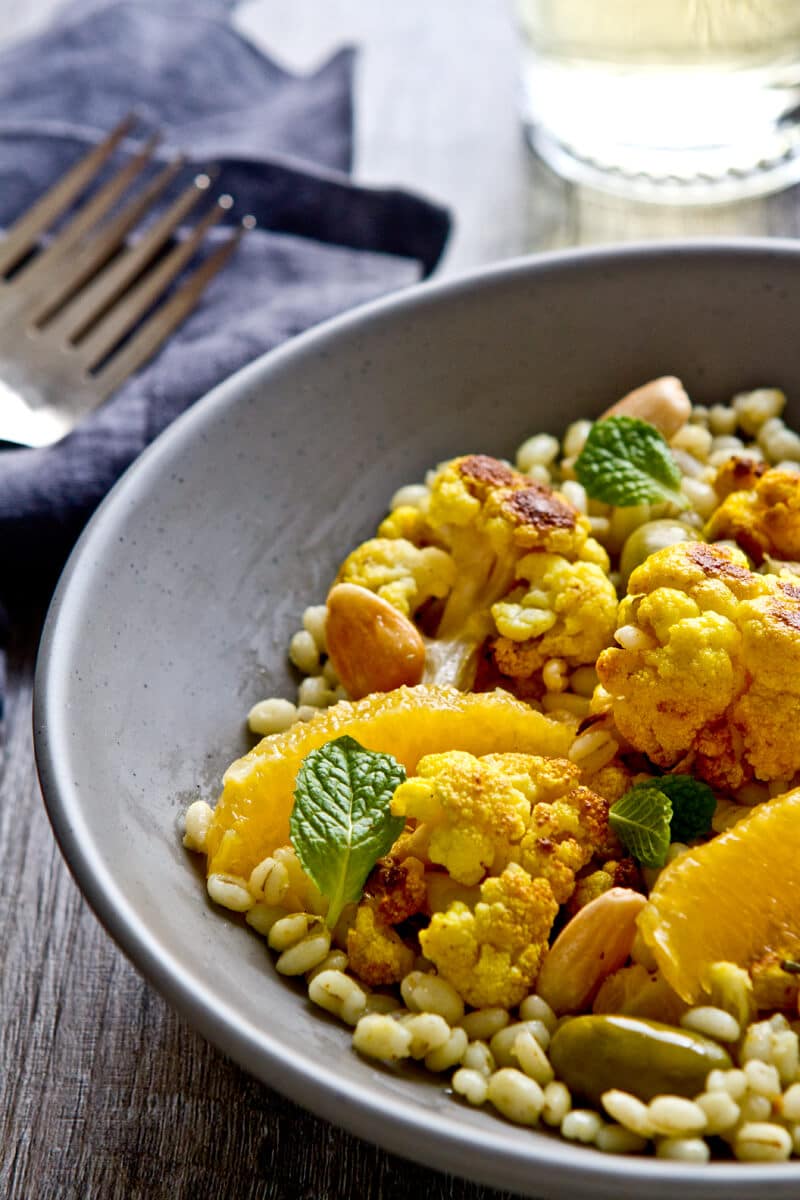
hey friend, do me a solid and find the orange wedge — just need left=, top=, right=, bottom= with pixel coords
left=638, top=788, right=800, bottom=1003
left=205, top=684, right=574, bottom=877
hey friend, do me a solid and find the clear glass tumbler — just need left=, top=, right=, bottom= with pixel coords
left=516, top=0, right=800, bottom=203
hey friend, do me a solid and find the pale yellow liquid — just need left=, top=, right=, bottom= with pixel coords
left=516, top=0, right=800, bottom=197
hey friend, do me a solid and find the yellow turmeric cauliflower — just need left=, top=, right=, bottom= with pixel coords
left=391, top=750, right=533, bottom=886
left=336, top=536, right=455, bottom=618
left=390, top=749, right=615, bottom=901
left=706, top=466, right=800, bottom=564
left=346, top=903, right=415, bottom=986
left=377, top=504, right=441, bottom=545
left=419, top=862, right=558, bottom=1008
left=597, top=540, right=800, bottom=789
left=491, top=551, right=618, bottom=678
left=567, top=858, right=642, bottom=914
left=331, top=454, right=614, bottom=691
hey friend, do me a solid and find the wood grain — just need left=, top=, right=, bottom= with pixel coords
left=2, top=2, right=797, bottom=1198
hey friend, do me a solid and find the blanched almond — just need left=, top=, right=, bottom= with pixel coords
left=326, top=583, right=425, bottom=699
left=602, top=377, right=691, bottom=439
left=536, top=887, right=647, bottom=1015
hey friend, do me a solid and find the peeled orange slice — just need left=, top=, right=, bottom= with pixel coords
left=638, top=788, right=800, bottom=1002
left=205, top=684, right=574, bottom=877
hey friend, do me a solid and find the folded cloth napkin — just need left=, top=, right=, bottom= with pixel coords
left=0, top=0, right=451, bottom=612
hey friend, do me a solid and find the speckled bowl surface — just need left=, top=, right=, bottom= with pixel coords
left=35, top=241, right=800, bottom=1199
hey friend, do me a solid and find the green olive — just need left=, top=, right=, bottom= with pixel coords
left=619, top=520, right=696, bottom=590
left=549, top=1015, right=732, bottom=1103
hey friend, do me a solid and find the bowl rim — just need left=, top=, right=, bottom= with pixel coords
left=34, top=237, right=800, bottom=1197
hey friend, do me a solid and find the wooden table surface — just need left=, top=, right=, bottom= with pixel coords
left=4, top=4, right=800, bottom=1198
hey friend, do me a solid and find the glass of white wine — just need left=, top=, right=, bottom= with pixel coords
left=516, top=0, right=800, bottom=202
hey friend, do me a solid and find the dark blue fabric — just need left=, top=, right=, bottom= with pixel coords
left=0, top=0, right=451, bottom=604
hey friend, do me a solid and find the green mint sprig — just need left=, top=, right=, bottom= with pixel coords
left=654, top=774, right=717, bottom=843
left=575, top=415, right=688, bottom=509
left=609, top=784, right=673, bottom=868
left=289, top=735, right=406, bottom=928
left=610, top=775, right=717, bottom=867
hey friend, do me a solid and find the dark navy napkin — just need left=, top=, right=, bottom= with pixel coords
left=0, top=0, right=451, bottom=609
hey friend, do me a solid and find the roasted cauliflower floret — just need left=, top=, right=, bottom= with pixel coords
left=491, top=552, right=618, bottom=678
left=713, top=454, right=767, bottom=502
left=364, top=855, right=427, bottom=924
left=330, top=454, right=614, bottom=694
left=390, top=750, right=533, bottom=886
left=567, top=859, right=642, bottom=915
left=512, top=775, right=619, bottom=903
left=581, top=760, right=633, bottom=805
left=597, top=540, right=800, bottom=789
left=377, top=505, right=432, bottom=544
left=706, top=466, right=800, bottom=564
left=346, top=903, right=415, bottom=986
left=419, top=863, right=558, bottom=1008
left=390, top=750, right=615, bottom=902
left=336, top=536, right=455, bottom=618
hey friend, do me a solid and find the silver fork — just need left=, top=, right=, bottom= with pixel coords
left=0, top=115, right=253, bottom=448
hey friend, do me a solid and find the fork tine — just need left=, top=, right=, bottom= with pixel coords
left=91, top=218, right=252, bottom=400
left=30, top=155, right=187, bottom=329
left=12, top=131, right=161, bottom=291
left=78, top=195, right=232, bottom=371
left=0, top=113, right=136, bottom=277
left=46, top=171, right=215, bottom=344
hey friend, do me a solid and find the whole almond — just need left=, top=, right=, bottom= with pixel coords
left=536, top=887, right=647, bottom=1015
left=326, top=583, right=425, bottom=699
left=601, top=376, right=691, bottom=439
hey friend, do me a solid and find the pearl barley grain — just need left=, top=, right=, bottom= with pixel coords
left=425, top=1027, right=469, bottom=1072
left=648, top=1096, right=706, bottom=1136
left=601, top=1090, right=654, bottom=1137
left=182, top=800, right=213, bottom=851
left=390, top=483, right=429, bottom=511
left=275, top=929, right=331, bottom=976
left=302, top=605, right=327, bottom=652
left=400, top=972, right=465, bottom=1025
left=519, top=994, right=557, bottom=1032
left=297, top=675, right=335, bottom=708
left=781, top=1083, right=800, bottom=1122
left=541, top=1081, right=571, bottom=1127
left=681, top=1006, right=740, bottom=1043
left=353, top=1014, right=412, bottom=1061
left=561, top=1110, right=604, bottom=1143
left=513, top=1030, right=554, bottom=1086
left=400, top=1013, right=451, bottom=1058
left=487, top=1069, right=544, bottom=1126
left=734, top=1123, right=792, bottom=1162
left=516, top=434, right=560, bottom=472
left=697, top=1090, right=740, bottom=1134
left=308, top=970, right=367, bottom=1025
left=656, top=1137, right=710, bottom=1163
left=289, top=629, right=320, bottom=675
left=563, top=420, right=592, bottom=458
left=460, top=1007, right=509, bottom=1042
left=248, top=697, right=297, bottom=735
left=206, top=873, right=253, bottom=912
left=595, top=1125, right=648, bottom=1154
left=461, top=1041, right=496, bottom=1076
left=452, top=1068, right=489, bottom=1106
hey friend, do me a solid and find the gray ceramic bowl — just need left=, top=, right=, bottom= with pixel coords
left=36, top=240, right=800, bottom=1199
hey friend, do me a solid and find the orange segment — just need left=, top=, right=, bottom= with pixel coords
left=206, top=684, right=575, bottom=877
left=638, top=788, right=800, bottom=1002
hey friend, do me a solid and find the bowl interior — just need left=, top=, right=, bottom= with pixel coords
left=35, top=242, right=800, bottom=1199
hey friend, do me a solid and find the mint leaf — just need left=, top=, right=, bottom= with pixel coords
left=290, top=735, right=406, bottom=928
left=609, top=784, right=673, bottom=867
left=575, top=415, right=688, bottom=509
left=656, top=774, right=717, bottom=843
